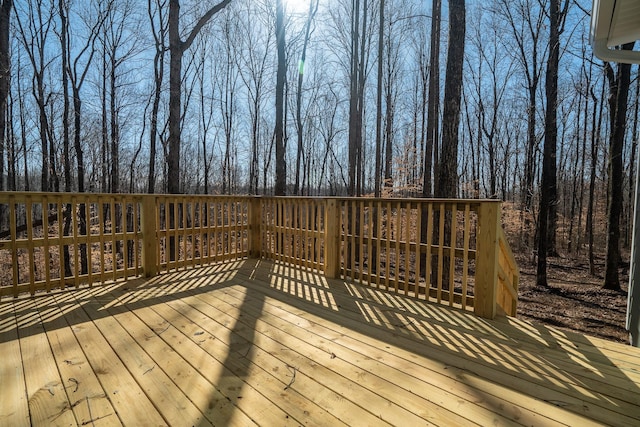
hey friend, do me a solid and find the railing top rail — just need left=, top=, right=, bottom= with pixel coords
left=0, top=191, right=504, bottom=205
left=498, top=227, right=519, bottom=271
left=0, top=191, right=257, bottom=199
left=257, top=195, right=502, bottom=204
left=0, top=191, right=149, bottom=200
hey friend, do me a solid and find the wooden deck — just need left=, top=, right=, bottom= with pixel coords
left=1, top=259, right=639, bottom=426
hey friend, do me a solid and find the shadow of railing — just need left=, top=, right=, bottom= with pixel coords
left=2, top=259, right=639, bottom=426
left=244, top=260, right=640, bottom=426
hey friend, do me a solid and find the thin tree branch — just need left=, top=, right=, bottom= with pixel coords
left=182, top=0, right=232, bottom=52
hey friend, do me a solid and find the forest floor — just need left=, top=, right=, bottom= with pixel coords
left=515, top=254, right=629, bottom=343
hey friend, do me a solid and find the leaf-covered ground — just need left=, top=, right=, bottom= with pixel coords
left=516, top=256, right=629, bottom=343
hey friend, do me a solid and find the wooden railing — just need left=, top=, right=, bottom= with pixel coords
left=0, top=192, right=518, bottom=319
left=153, top=195, right=250, bottom=273
left=0, top=192, right=144, bottom=296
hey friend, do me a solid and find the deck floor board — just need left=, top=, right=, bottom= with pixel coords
left=34, top=295, right=121, bottom=427
left=2, top=259, right=640, bottom=426
left=0, top=301, right=29, bottom=426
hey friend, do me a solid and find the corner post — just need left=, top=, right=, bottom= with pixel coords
left=141, top=195, right=158, bottom=278
left=250, top=197, right=262, bottom=258
left=475, top=201, right=500, bottom=319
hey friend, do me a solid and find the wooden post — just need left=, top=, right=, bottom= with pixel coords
left=250, top=197, right=262, bottom=258
left=474, top=201, right=500, bottom=319
left=141, top=196, right=158, bottom=278
left=324, top=198, right=341, bottom=279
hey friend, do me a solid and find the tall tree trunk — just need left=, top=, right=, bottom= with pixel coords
left=435, top=0, right=465, bottom=198
left=523, top=82, right=538, bottom=211
left=576, top=58, right=592, bottom=254
left=59, top=0, right=71, bottom=193
left=73, top=87, right=88, bottom=274
left=546, top=3, right=570, bottom=258
left=0, top=0, right=11, bottom=194
left=167, top=0, right=231, bottom=195
left=148, top=0, right=166, bottom=194
left=374, top=0, right=384, bottom=197
left=110, top=54, right=119, bottom=194
left=536, top=0, right=562, bottom=287
left=420, top=0, right=441, bottom=281
left=167, top=0, right=182, bottom=195
left=348, top=0, right=362, bottom=197
left=384, top=41, right=393, bottom=190
left=588, top=81, right=604, bottom=275
left=355, top=1, right=367, bottom=196
left=16, top=54, right=28, bottom=191
left=274, top=0, right=286, bottom=195
left=294, top=1, right=318, bottom=196
left=166, top=0, right=230, bottom=262
left=432, top=0, right=464, bottom=290
left=627, top=68, right=640, bottom=247
left=422, top=0, right=441, bottom=198
left=59, top=0, right=73, bottom=278
left=6, top=94, right=14, bottom=190
left=604, top=43, right=634, bottom=290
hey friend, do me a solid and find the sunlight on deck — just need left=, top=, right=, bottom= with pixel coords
left=1, top=259, right=639, bottom=426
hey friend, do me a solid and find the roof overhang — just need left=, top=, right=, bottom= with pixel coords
left=591, top=0, right=640, bottom=64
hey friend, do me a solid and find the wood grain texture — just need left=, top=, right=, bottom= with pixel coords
left=2, top=259, right=638, bottom=426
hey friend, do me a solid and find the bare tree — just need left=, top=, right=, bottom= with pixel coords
left=468, top=7, right=514, bottom=198
left=196, top=40, right=215, bottom=194
left=274, top=0, right=286, bottom=195
left=15, top=0, right=58, bottom=191
left=495, top=0, right=546, bottom=213
left=603, top=43, right=635, bottom=291
left=0, top=0, right=12, bottom=194
left=435, top=0, right=465, bottom=198
left=347, top=0, right=369, bottom=196
left=167, top=0, right=231, bottom=194
left=235, top=2, right=272, bottom=195
left=0, top=0, right=11, bottom=233
left=536, top=0, right=568, bottom=286
left=293, top=0, right=319, bottom=196
left=216, top=11, right=239, bottom=194
left=374, top=0, right=384, bottom=197
left=587, top=77, right=605, bottom=275
left=14, top=46, right=29, bottom=191
left=147, top=0, right=167, bottom=194
left=422, top=0, right=440, bottom=198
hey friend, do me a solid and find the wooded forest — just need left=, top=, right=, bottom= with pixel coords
left=0, top=0, right=638, bottom=290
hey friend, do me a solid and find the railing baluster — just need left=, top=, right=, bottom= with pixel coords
left=72, top=196, right=79, bottom=288
left=43, top=196, right=51, bottom=292
left=123, top=198, right=129, bottom=280
left=404, top=203, right=411, bottom=296
left=367, top=200, right=374, bottom=288
left=384, top=201, right=391, bottom=291
left=8, top=194, right=17, bottom=295
left=57, top=200, right=65, bottom=289
left=359, top=201, right=364, bottom=284
left=374, top=201, right=381, bottom=290
left=87, top=201, right=93, bottom=284
left=425, top=203, right=433, bottom=298
left=437, top=202, right=445, bottom=304
left=415, top=203, right=422, bottom=298
left=449, top=203, right=457, bottom=307
left=462, top=204, right=470, bottom=310
left=26, top=198, right=34, bottom=294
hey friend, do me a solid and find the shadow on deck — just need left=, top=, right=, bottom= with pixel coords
left=2, top=259, right=639, bottom=426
